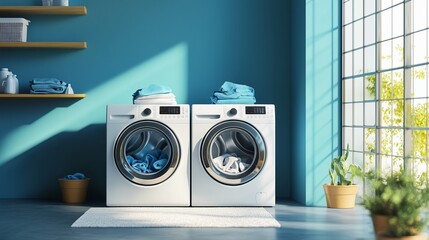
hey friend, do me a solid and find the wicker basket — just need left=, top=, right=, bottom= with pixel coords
left=0, top=18, right=30, bottom=42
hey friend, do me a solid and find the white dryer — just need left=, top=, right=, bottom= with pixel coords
left=106, top=104, right=190, bottom=206
left=191, top=104, right=275, bottom=206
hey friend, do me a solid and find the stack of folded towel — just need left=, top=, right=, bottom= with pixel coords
left=133, top=84, right=177, bottom=105
left=126, top=149, right=169, bottom=173
left=30, top=78, right=70, bottom=94
left=210, top=81, right=256, bottom=104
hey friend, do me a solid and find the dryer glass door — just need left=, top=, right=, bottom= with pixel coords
left=114, top=120, right=180, bottom=186
left=201, top=120, right=266, bottom=185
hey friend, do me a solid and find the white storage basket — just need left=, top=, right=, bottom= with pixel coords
left=0, top=18, right=31, bottom=42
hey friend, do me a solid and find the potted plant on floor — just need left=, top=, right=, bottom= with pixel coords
left=323, top=144, right=362, bottom=208
left=364, top=170, right=429, bottom=240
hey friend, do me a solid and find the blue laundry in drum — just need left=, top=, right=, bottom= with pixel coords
left=131, top=158, right=152, bottom=173
left=152, top=159, right=168, bottom=170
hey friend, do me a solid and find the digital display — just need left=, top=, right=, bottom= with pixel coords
left=160, top=106, right=180, bottom=115
left=245, top=106, right=266, bottom=115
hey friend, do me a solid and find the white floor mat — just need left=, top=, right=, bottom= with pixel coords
left=71, top=207, right=281, bottom=228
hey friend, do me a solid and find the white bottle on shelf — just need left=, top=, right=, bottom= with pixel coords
left=13, top=74, right=19, bottom=94
left=0, top=68, right=9, bottom=94
left=4, top=74, right=17, bottom=94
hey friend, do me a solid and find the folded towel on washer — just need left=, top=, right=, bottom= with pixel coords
left=64, top=172, right=86, bottom=180
left=133, top=93, right=177, bottom=105
left=133, top=84, right=173, bottom=99
left=210, top=81, right=256, bottom=104
left=210, top=96, right=256, bottom=104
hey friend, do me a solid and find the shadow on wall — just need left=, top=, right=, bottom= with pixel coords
left=0, top=43, right=188, bottom=200
left=0, top=123, right=105, bottom=200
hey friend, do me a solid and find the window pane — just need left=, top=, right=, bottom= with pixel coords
left=411, top=66, right=428, bottom=98
left=365, top=102, right=376, bottom=126
left=392, top=4, right=404, bottom=39
left=365, top=153, right=376, bottom=172
left=413, top=0, right=428, bottom=32
left=344, top=0, right=353, bottom=25
left=344, top=52, right=353, bottom=77
left=392, top=70, right=404, bottom=99
left=344, top=103, right=353, bottom=125
left=354, top=20, right=364, bottom=49
left=407, top=99, right=428, bottom=127
left=392, top=37, right=404, bottom=69
left=354, top=49, right=364, bottom=75
left=354, top=0, right=363, bottom=20
left=381, top=100, right=404, bottom=126
left=364, top=15, right=376, bottom=46
left=380, top=8, right=392, bottom=41
left=411, top=31, right=428, bottom=66
left=344, top=24, right=353, bottom=52
left=379, top=40, right=392, bottom=70
left=380, top=155, right=392, bottom=174
left=354, top=127, right=364, bottom=151
left=354, top=77, right=364, bottom=101
left=365, top=128, right=376, bottom=152
left=381, top=72, right=393, bottom=99
left=343, top=127, right=353, bottom=147
left=355, top=102, right=364, bottom=126
left=380, top=0, right=393, bottom=11
left=365, top=74, right=376, bottom=100
left=364, top=0, right=375, bottom=16
left=344, top=79, right=353, bottom=102
left=364, top=45, right=376, bottom=73
left=411, top=130, right=427, bottom=158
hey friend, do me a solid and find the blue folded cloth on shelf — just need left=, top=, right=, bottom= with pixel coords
left=31, top=78, right=65, bottom=85
left=133, top=84, right=173, bottom=100
left=30, top=78, right=69, bottom=94
left=64, top=172, right=86, bottom=180
left=210, top=81, right=256, bottom=104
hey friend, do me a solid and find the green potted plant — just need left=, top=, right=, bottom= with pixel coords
left=323, top=144, right=362, bottom=208
left=364, top=170, right=429, bottom=240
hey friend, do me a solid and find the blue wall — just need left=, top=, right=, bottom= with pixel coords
left=0, top=0, right=291, bottom=200
left=291, top=0, right=341, bottom=206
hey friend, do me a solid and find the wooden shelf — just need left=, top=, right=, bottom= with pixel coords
left=0, top=42, right=87, bottom=49
left=0, top=94, right=86, bottom=99
left=0, top=6, right=87, bottom=15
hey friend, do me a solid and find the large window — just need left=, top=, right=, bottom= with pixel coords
left=342, top=0, right=429, bottom=196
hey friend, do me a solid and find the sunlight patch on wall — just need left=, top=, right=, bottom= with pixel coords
left=0, top=43, right=188, bottom=165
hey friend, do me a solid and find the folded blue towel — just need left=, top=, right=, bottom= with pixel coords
left=211, top=81, right=256, bottom=104
left=220, top=81, right=255, bottom=97
left=210, top=97, right=256, bottom=104
left=31, top=84, right=67, bottom=92
left=133, top=84, right=172, bottom=100
left=30, top=88, right=67, bottom=94
left=31, top=78, right=66, bottom=85
left=64, top=172, right=86, bottom=180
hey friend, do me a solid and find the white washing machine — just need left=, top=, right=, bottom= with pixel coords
left=191, top=104, right=275, bottom=206
left=106, top=104, right=190, bottom=206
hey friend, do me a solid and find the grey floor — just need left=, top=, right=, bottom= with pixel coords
left=0, top=199, right=376, bottom=240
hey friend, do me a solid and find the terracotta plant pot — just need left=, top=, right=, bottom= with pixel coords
left=323, top=184, right=358, bottom=208
left=377, top=232, right=427, bottom=240
left=372, top=214, right=389, bottom=234
left=58, top=178, right=90, bottom=204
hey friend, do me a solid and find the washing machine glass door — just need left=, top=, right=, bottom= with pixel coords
left=114, top=120, right=180, bottom=186
left=201, top=120, right=266, bottom=185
